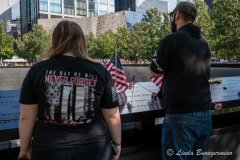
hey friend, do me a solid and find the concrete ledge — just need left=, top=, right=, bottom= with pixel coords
left=1, top=66, right=240, bottom=90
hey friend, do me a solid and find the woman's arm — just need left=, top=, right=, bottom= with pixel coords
left=18, top=103, right=38, bottom=159
left=101, top=107, right=121, bottom=159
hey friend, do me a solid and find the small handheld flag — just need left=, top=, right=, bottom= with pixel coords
left=106, top=49, right=128, bottom=93
left=150, top=76, right=163, bottom=89
left=129, top=75, right=136, bottom=90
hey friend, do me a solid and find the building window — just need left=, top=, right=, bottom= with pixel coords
left=39, top=0, right=48, bottom=12
left=89, top=10, right=98, bottom=17
left=39, top=13, right=48, bottom=19
left=99, top=4, right=108, bottom=12
left=51, top=4, right=62, bottom=13
left=31, top=0, right=34, bottom=21
left=64, top=0, right=75, bottom=15
left=99, top=11, right=107, bottom=15
left=77, top=0, right=86, bottom=9
left=77, top=0, right=86, bottom=16
left=89, top=1, right=98, bottom=17
left=99, top=0, right=107, bottom=4
left=51, top=15, right=62, bottom=18
left=27, top=0, right=31, bottom=22
left=50, top=0, right=62, bottom=13
left=109, top=0, right=114, bottom=5
left=89, top=0, right=97, bottom=2
left=89, top=1, right=98, bottom=10
left=109, top=5, right=114, bottom=13
left=77, top=9, right=86, bottom=16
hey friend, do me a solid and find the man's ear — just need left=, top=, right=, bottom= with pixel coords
left=175, top=11, right=181, bottom=20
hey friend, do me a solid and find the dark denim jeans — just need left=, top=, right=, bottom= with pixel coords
left=161, top=110, right=212, bottom=160
left=31, top=141, right=112, bottom=160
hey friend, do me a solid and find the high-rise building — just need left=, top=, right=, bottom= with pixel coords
left=37, top=0, right=115, bottom=18
left=115, top=0, right=178, bottom=15
left=0, top=7, right=21, bottom=35
left=20, top=0, right=115, bottom=35
left=136, top=0, right=168, bottom=14
left=0, top=8, right=12, bottom=33
left=204, top=0, right=213, bottom=10
left=115, top=0, right=136, bottom=12
left=20, top=0, right=38, bottom=36
left=177, top=0, right=204, bottom=4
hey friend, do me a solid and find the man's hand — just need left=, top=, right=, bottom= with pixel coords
left=152, top=92, right=158, bottom=99
left=151, top=92, right=158, bottom=105
left=18, top=148, right=31, bottom=160
left=112, top=145, right=121, bottom=160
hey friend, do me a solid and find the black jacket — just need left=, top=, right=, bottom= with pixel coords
left=150, top=23, right=212, bottom=114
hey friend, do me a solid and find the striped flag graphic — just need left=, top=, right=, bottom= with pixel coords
left=128, top=75, right=136, bottom=90
left=106, top=49, right=128, bottom=93
left=150, top=76, right=163, bottom=89
left=148, top=98, right=162, bottom=110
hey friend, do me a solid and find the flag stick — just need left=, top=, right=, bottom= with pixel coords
left=115, top=48, right=117, bottom=88
left=132, top=73, right=136, bottom=100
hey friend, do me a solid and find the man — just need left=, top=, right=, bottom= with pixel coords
left=149, top=2, right=212, bottom=160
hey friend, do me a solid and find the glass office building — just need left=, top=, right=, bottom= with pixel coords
left=38, top=0, right=115, bottom=18
left=20, top=0, right=38, bottom=36
left=20, top=0, right=115, bottom=35
left=115, top=0, right=178, bottom=14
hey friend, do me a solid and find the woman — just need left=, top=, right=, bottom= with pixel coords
left=18, top=20, right=121, bottom=160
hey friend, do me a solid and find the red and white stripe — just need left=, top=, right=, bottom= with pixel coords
left=150, top=76, right=163, bottom=89
left=149, top=98, right=162, bottom=110
left=128, top=81, right=136, bottom=89
left=106, top=62, right=128, bottom=93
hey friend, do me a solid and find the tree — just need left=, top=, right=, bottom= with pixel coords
left=140, top=8, right=163, bottom=57
left=15, top=24, right=51, bottom=61
left=0, top=21, right=15, bottom=64
left=160, top=12, right=172, bottom=40
left=130, top=22, right=144, bottom=60
left=115, top=27, right=133, bottom=59
left=132, top=8, right=172, bottom=59
left=211, top=0, right=240, bottom=59
left=86, top=31, right=98, bottom=57
left=194, top=0, right=213, bottom=41
left=96, top=29, right=116, bottom=59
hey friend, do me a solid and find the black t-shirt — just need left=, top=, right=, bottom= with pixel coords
left=19, top=55, right=119, bottom=151
left=150, top=23, right=212, bottom=114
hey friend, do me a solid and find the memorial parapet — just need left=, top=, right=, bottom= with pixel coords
left=0, top=90, right=20, bottom=131
left=1, top=77, right=240, bottom=156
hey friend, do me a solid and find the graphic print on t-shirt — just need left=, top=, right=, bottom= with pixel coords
left=44, top=70, right=98, bottom=124
left=111, top=86, right=117, bottom=102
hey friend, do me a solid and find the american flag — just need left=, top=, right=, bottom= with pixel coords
left=150, top=76, right=163, bottom=89
left=128, top=75, right=136, bottom=90
left=117, top=93, right=127, bottom=107
left=148, top=98, right=162, bottom=110
left=106, top=49, right=128, bottom=93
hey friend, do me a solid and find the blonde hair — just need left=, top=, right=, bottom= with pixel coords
left=47, top=20, right=100, bottom=64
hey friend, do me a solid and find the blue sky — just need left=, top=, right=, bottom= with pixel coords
left=12, top=2, right=20, bottom=20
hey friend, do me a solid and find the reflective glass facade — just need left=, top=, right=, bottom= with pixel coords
left=77, top=0, right=87, bottom=16
left=64, top=0, right=75, bottom=15
left=115, top=0, right=136, bottom=12
left=50, top=0, right=62, bottom=13
left=21, top=0, right=38, bottom=36
left=125, top=11, right=143, bottom=30
left=136, top=0, right=168, bottom=14
left=40, top=0, right=48, bottom=12
left=88, top=0, right=98, bottom=17
left=38, top=0, right=115, bottom=18
left=116, top=0, right=177, bottom=14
